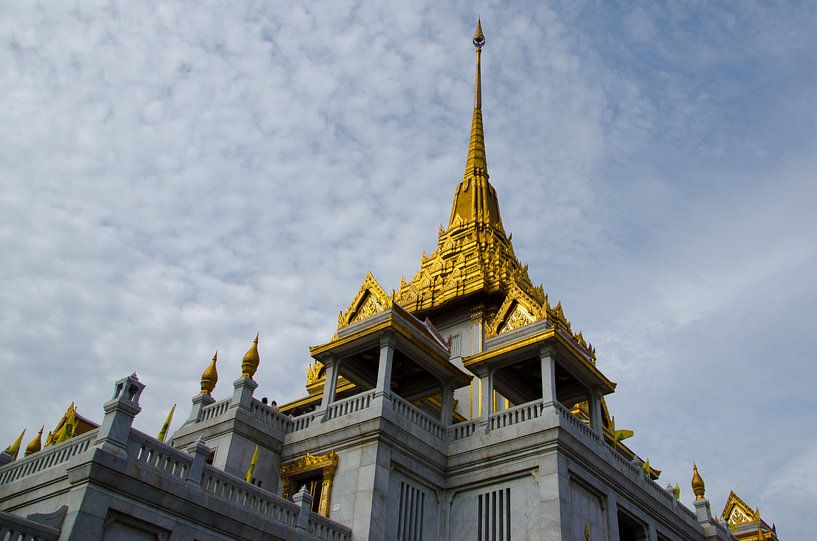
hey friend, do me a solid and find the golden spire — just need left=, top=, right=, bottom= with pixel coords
left=25, top=425, right=43, bottom=457
left=692, top=463, right=706, bottom=500
left=464, top=18, right=487, bottom=180
left=157, top=404, right=176, bottom=442
left=200, top=351, right=218, bottom=395
left=4, top=429, right=25, bottom=461
left=241, top=333, right=260, bottom=379
left=449, top=19, right=504, bottom=231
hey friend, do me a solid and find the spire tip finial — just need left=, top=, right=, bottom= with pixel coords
left=473, top=18, right=485, bottom=48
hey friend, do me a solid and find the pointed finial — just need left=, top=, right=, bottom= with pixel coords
left=692, top=463, right=706, bottom=500
left=473, top=18, right=485, bottom=49
left=4, top=429, right=26, bottom=461
left=157, top=404, right=176, bottom=442
left=241, top=333, right=260, bottom=379
left=25, top=425, right=44, bottom=457
left=472, top=18, right=485, bottom=111
left=200, top=351, right=218, bottom=395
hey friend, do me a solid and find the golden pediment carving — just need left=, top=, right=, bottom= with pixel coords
left=722, top=490, right=760, bottom=526
left=485, top=285, right=548, bottom=338
left=337, top=272, right=392, bottom=331
left=281, top=450, right=339, bottom=478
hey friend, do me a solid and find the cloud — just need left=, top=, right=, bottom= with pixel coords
left=1, top=2, right=815, bottom=538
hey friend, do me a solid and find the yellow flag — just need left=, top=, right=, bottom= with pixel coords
left=157, top=404, right=176, bottom=443
left=245, top=446, right=259, bottom=483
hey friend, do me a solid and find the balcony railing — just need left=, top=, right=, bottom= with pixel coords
left=323, top=390, right=376, bottom=421
left=0, top=429, right=97, bottom=486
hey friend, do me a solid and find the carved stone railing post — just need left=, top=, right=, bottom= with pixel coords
left=292, top=486, right=313, bottom=532
left=185, top=393, right=215, bottom=425
left=231, top=377, right=258, bottom=411
left=186, top=438, right=210, bottom=486
left=96, top=373, right=145, bottom=452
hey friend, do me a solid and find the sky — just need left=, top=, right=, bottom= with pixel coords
left=1, top=1, right=815, bottom=538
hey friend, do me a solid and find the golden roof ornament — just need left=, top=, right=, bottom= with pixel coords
left=692, top=463, right=706, bottom=500
left=24, top=425, right=43, bottom=457
left=200, top=351, right=218, bottom=395
left=4, top=429, right=25, bottom=461
left=241, top=333, right=260, bottom=379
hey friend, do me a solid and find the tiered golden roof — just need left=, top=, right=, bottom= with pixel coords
left=393, top=20, right=538, bottom=317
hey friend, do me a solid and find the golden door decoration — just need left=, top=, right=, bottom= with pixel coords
left=280, top=450, right=339, bottom=517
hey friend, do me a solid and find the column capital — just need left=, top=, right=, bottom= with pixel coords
left=321, top=354, right=338, bottom=368
left=539, top=345, right=555, bottom=359
left=379, top=333, right=397, bottom=349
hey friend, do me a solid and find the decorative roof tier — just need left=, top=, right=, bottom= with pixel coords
left=395, top=20, right=539, bottom=315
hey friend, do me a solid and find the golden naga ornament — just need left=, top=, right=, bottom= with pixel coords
left=692, top=463, right=706, bottom=500
left=241, top=333, right=260, bottom=379
left=24, top=425, right=43, bottom=457
left=200, top=351, right=218, bottom=395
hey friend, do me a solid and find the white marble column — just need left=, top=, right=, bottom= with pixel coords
left=320, top=356, right=339, bottom=409
left=589, top=388, right=604, bottom=436
left=375, top=335, right=396, bottom=397
left=539, top=347, right=556, bottom=404
left=440, top=384, right=454, bottom=425
left=480, top=370, right=493, bottom=418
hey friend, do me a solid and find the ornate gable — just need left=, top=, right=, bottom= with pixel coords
left=337, top=272, right=392, bottom=330
left=722, top=491, right=759, bottom=527
left=485, top=285, right=548, bottom=338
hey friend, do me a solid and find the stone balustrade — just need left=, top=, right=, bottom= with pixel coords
left=0, top=509, right=60, bottom=541
left=128, top=430, right=191, bottom=481
left=287, top=410, right=322, bottom=433
left=199, top=398, right=232, bottom=422
left=250, top=399, right=290, bottom=432
left=322, top=390, right=375, bottom=421
left=489, top=399, right=546, bottom=430
left=308, top=513, right=353, bottom=541
left=448, top=419, right=478, bottom=440
left=387, top=393, right=446, bottom=440
left=0, top=429, right=97, bottom=486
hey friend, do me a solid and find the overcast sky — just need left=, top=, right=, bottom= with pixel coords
left=1, top=1, right=815, bottom=538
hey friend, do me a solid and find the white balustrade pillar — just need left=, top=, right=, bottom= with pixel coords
left=375, top=335, right=396, bottom=397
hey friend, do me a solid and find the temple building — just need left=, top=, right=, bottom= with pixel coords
left=0, top=21, right=777, bottom=541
